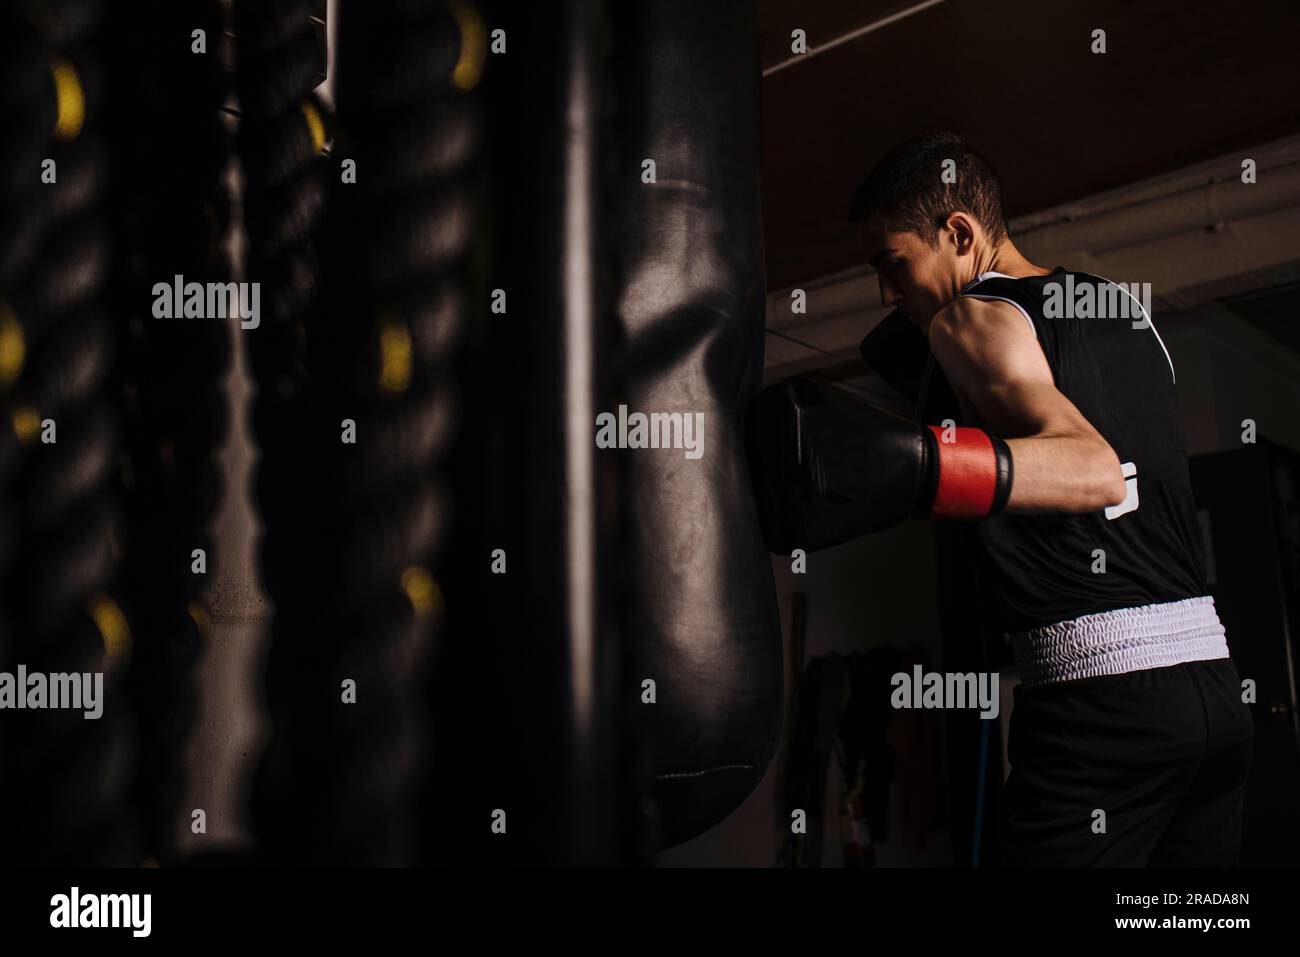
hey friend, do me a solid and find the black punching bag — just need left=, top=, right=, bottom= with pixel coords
left=609, top=0, right=783, bottom=850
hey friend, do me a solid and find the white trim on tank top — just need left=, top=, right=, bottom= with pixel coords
left=959, top=270, right=1036, bottom=336
left=959, top=270, right=1177, bottom=384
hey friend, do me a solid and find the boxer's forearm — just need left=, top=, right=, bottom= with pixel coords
left=1004, top=433, right=1126, bottom=514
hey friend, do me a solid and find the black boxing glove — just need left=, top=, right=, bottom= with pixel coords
left=746, top=375, right=1014, bottom=555
left=859, top=308, right=931, bottom=408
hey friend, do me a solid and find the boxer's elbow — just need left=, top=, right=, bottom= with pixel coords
left=1087, top=439, right=1128, bottom=510
left=1046, top=434, right=1127, bottom=512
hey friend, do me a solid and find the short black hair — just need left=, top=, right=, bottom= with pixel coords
left=848, top=131, right=1008, bottom=246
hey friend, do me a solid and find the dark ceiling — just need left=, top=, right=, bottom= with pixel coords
left=759, top=0, right=1300, bottom=292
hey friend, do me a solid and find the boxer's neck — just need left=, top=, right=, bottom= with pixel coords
left=971, top=240, right=1054, bottom=283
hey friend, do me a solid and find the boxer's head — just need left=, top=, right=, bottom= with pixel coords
left=849, top=131, right=1007, bottom=333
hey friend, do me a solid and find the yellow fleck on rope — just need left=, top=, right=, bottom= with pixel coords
left=89, top=596, right=132, bottom=668
left=0, top=302, right=25, bottom=388
left=448, top=1, right=487, bottom=92
left=300, top=99, right=326, bottom=153
left=51, top=58, right=85, bottom=142
left=401, top=566, right=442, bottom=620
left=187, top=602, right=211, bottom=637
left=13, top=407, right=41, bottom=444
left=378, top=318, right=412, bottom=395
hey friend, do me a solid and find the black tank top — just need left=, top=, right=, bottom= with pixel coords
left=946, top=268, right=1207, bottom=633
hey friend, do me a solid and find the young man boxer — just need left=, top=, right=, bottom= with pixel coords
left=750, top=130, right=1254, bottom=866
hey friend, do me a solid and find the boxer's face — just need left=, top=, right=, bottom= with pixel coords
left=861, top=214, right=970, bottom=336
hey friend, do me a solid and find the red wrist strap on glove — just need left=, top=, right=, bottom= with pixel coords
left=920, top=425, right=1014, bottom=520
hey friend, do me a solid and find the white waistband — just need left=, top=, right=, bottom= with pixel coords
left=1011, top=596, right=1228, bottom=687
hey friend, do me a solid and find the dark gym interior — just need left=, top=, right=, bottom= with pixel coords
left=1, top=0, right=1298, bottom=920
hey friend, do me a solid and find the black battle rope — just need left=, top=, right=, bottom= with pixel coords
left=232, top=0, right=329, bottom=642
left=106, top=0, right=233, bottom=864
left=0, top=0, right=138, bottom=865
left=231, top=0, right=337, bottom=861
left=247, top=0, right=483, bottom=864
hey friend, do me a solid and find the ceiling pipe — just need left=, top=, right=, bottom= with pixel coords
left=1017, top=160, right=1300, bottom=261
left=761, top=0, right=949, bottom=77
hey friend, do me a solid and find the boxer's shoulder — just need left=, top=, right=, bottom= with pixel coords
left=933, top=294, right=1024, bottom=336
left=929, top=296, right=1045, bottom=386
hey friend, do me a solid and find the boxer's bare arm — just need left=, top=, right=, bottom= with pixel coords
left=927, top=296, right=1127, bottom=514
